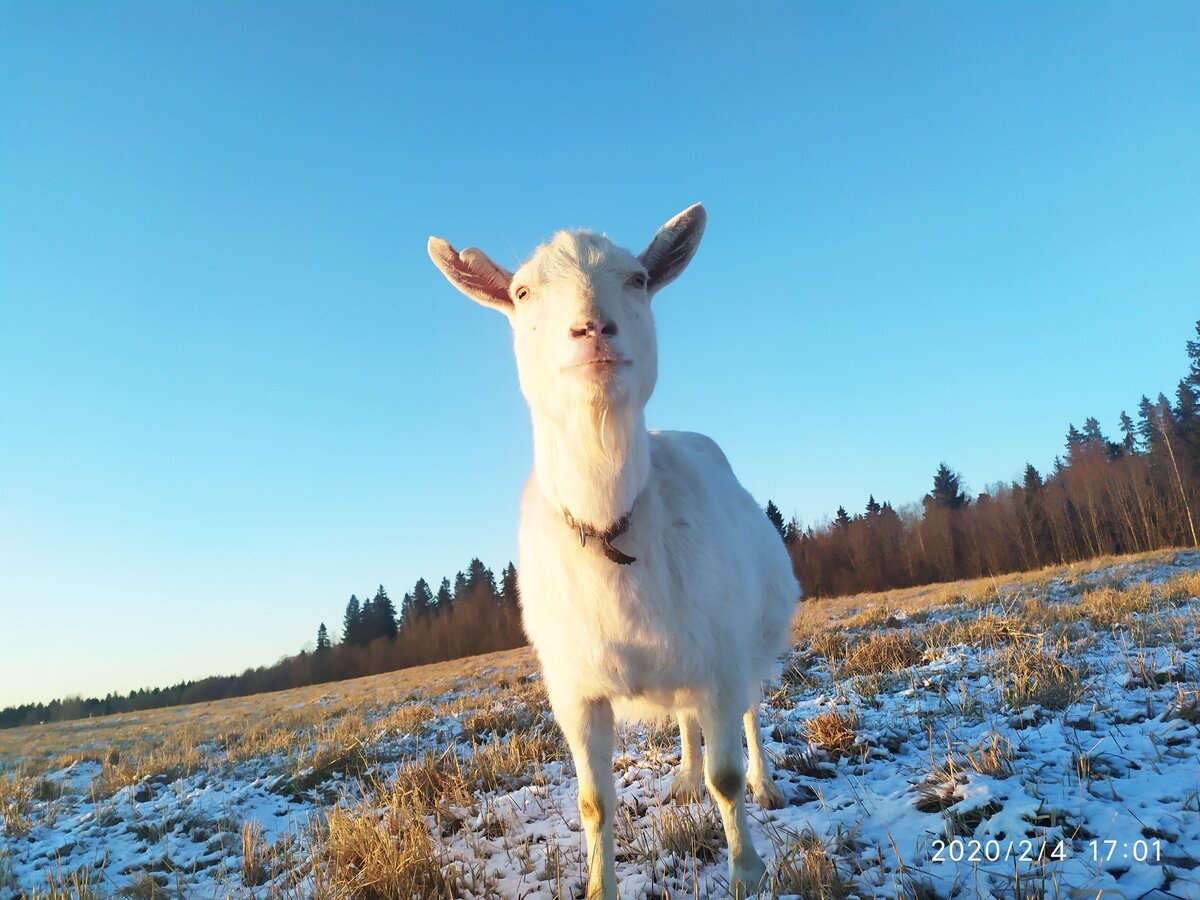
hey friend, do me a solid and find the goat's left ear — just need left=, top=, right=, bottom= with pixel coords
left=639, top=203, right=706, bottom=296
left=427, top=237, right=515, bottom=318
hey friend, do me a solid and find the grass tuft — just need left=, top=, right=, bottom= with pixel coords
left=1001, top=643, right=1083, bottom=711
left=801, top=708, right=860, bottom=758
left=841, top=633, right=924, bottom=677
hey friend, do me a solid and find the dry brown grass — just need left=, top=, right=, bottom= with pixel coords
left=1077, top=582, right=1154, bottom=626
left=801, top=708, right=860, bottom=758
left=964, top=733, right=1015, bottom=778
left=623, top=802, right=726, bottom=867
left=923, top=612, right=1033, bottom=649
left=788, top=549, right=1187, bottom=645
left=1001, top=643, right=1084, bottom=712
left=1, top=770, right=34, bottom=837
left=840, top=633, right=925, bottom=678
left=21, top=862, right=103, bottom=900
left=0, top=647, right=538, bottom=775
left=1162, top=688, right=1200, bottom=724
left=808, top=631, right=847, bottom=661
left=376, top=701, right=437, bottom=737
left=316, top=803, right=457, bottom=899
left=1162, top=568, right=1200, bottom=602
left=769, top=826, right=855, bottom=899
left=241, top=819, right=270, bottom=887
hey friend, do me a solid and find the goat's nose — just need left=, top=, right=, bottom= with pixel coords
left=569, top=318, right=618, bottom=339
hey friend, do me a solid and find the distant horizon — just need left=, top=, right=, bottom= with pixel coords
left=3, top=2, right=1198, bottom=708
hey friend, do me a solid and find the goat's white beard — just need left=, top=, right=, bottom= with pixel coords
left=532, top=391, right=650, bottom=531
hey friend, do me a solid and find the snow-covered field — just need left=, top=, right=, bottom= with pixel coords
left=3, top=550, right=1199, bottom=899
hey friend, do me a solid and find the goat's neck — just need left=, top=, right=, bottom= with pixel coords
left=530, top=403, right=650, bottom=530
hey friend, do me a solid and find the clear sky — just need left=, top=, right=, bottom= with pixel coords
left=2, top=3, right=1198, bottom=709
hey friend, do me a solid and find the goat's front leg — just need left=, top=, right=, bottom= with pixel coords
left=556, top=696, right=617, bottom=900
left=700, top=701, right=768, bottom=895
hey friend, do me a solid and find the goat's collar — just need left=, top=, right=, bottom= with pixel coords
left=562, top=507, right=637, bottom=565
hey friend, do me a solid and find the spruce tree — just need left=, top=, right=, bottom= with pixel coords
left=341, top=596, right=362, bottom=646
left=1020, top=463, right=1043, bottom=502
left=372, top=586, right=398, bottom=639
left=359, top=596, right=376, bottom=643
left=411, top=578, right=434, bottom=618
left=865, top=495, right=882, bottom=517
left=1064, top=424, right=1086, bottom=464
left=783, top=515, right=801, bottom=546
left=500, top=563, right=519, bottom=604
left=924, top=463, right=969, bottom=510
left=1186, top=319, right=1200, bottom=389
left=436, top=577, right=453, bottom=610
left=833, top=506, right=852, bottom=529
left=764, top=501, right=786, bottom=540
left=1118, top=411, right=1138, bottom=455
left=1137, top=395, right=1161, bottom=453
left=1080, top=417, right=1120, bottom=461
left=1174, top=379, right=1200, bottom=462
left=316, top=623, right=331, bottom=652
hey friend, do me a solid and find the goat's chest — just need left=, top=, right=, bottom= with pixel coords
left=517, top=522, right=705, bottom=700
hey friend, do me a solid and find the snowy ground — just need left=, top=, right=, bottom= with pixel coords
left=2, top=550, right=1198, bottom=899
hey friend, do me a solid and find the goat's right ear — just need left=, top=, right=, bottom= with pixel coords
left=639, top=203, right=706, bottom=296
left=427, top=237, right=514, bottom=317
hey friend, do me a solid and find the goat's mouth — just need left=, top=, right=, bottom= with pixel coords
left=562, top=359, right=631, bottom=374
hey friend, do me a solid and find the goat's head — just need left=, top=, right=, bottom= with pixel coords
left=428, top=205, right=705, bottom=423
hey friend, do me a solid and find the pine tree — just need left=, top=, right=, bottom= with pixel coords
left=924, top=463, right=969, bottom=511
left=315, top=623, right=331, bottom=652
left=341, top=595, right=362, bottom=646
left=764, top=501, right=786, bottom=541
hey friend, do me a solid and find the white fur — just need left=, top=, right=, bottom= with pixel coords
left=428, top=206, right=801, bottom=898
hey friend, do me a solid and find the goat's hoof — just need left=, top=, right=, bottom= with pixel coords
left=729, top=856, right=768, bottom=896
left=749, top=777, right=786, bottom=810
left=665, top=775, right=704, bottom=804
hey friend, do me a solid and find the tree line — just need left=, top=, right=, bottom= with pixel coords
left=0, top=558, right=523, bottom=729
left=774, top=320, right=1200, bottom=597
left=5, top=319, right=1197, bottom=729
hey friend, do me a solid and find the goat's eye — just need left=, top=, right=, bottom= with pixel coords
left=629, top=273, right=647, bottom=290
left=514, top=286, right=530, bottom=302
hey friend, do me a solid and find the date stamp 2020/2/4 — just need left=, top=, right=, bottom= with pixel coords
left=930, top=838, right=1164, bottom=865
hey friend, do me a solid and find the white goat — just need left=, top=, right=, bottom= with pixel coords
left=428, top=205, right=801, bottom=898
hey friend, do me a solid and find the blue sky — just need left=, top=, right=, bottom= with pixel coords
left=2, top=3, right=1198, bottom=709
